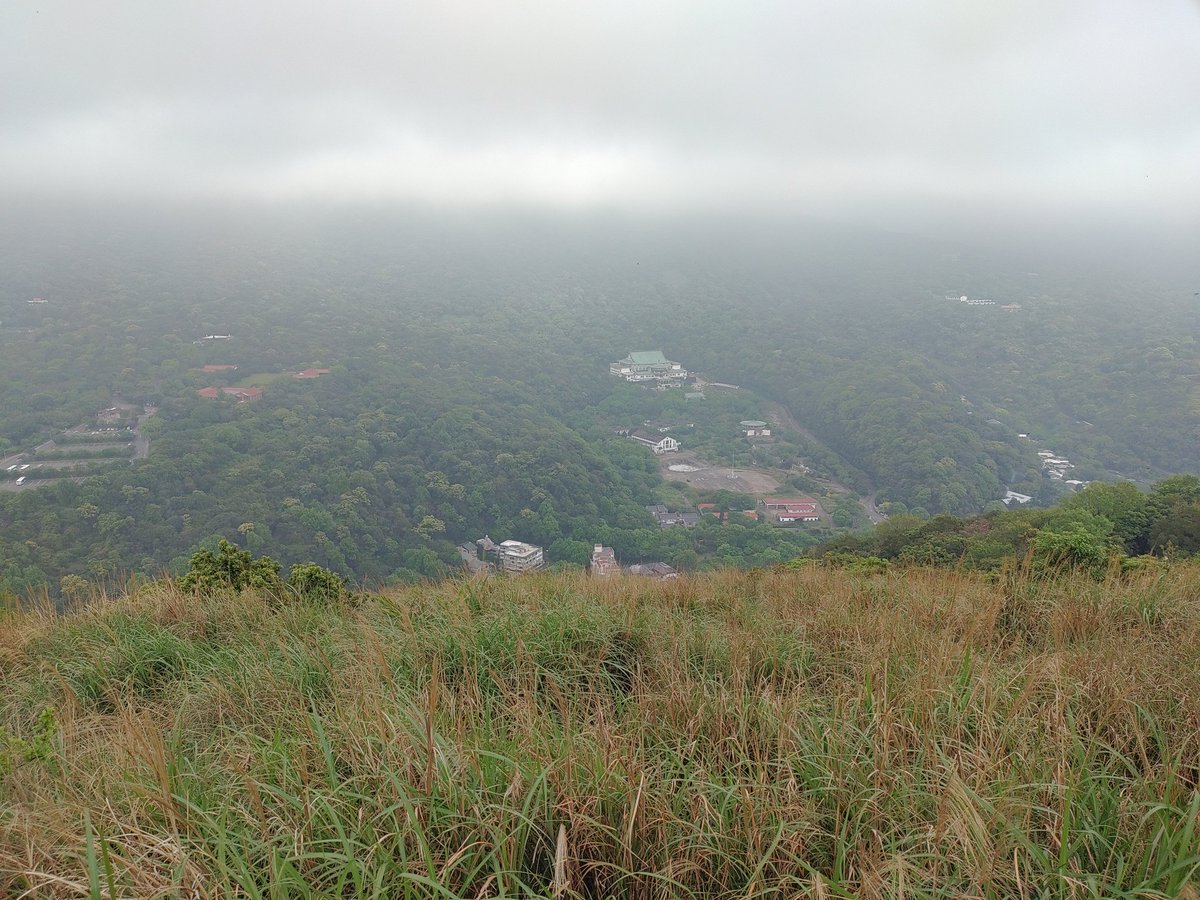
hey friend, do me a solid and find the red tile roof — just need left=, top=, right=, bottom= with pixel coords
left=198, top=386, right=262, bottom=401
left=763, top=497, right=819, bottom=509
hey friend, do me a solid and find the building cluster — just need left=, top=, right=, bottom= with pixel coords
left=1037, top=449, right=1074, bottom=479
left=949, top=294, right=1021, bottom=312
left=194, top=366, right=331, bottom=403
left=647, top=498, right=824, bottom=528
left=459, top=539, right=677, bottom=580
left=196, top=386, right=263, bottom=403
left=740, top=420, right=773, bottom=441
left=609, top=350, right=688, bottom=384
left=647, top=504, right=700, bottom=528
left=594, top=545, right=678, bottom=579
left=1037, top=448, right=1088, bottom=490
left=96, top=406, right=131, bottom=425
left=760, top=497, right=822, bottom=524
left=1001, top=440, right=1090, bottom=505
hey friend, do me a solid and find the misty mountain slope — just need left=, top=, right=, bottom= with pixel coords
left=0, top=209, right=1196, bottom=590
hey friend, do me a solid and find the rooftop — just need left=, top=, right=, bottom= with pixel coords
left=499, top=540, right=542, bottom=554
left=628, top=350, right=670, bottom=366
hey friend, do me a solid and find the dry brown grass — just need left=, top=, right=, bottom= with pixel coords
left=1, top=564, right=1198, bottom=896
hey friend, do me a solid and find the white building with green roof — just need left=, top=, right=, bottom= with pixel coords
left=609, top=350, right=688, bottom=383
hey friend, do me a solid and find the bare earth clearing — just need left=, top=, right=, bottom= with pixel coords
left=659, top=451, right=782, bottom=494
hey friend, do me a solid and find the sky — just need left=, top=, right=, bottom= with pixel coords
left=3, top=1, right=1200, bottom=240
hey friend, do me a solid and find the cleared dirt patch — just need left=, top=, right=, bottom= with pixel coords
left=659, top=451, right=781, bottom=494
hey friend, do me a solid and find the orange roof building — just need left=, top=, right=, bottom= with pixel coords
left=197, top=386, right=263, bottom=402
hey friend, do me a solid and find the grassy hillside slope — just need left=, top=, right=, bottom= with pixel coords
left=2, top=566, right=1199, bottom=897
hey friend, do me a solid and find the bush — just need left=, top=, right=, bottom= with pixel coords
left=178, top=539, right=282, bottom=594
left=286, top=563, right=348, bottom=607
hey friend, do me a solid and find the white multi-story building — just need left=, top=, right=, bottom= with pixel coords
left=498, top=540, right=545, bottom=574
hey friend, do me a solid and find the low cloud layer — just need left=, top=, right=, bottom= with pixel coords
left=4, top=1, right=1199, bottom=232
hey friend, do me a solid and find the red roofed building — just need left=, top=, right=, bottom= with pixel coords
left=762, top=497, right=822, bottom=523
left=293, top=368, right=332, bottom=379
left=197, top=386, right=263, bottom=402
left=762, top=497, right=819, bottom=511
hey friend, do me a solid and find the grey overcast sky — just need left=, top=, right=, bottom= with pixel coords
left=3, top=1, right=1199, bottom=233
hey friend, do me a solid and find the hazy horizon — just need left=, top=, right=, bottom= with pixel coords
left=4, top=1, right=1199, bottom=259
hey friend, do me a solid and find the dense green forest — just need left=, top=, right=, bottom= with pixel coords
left=0, top=206, right=1196, bottom=595
left=813, top=475, right=1200, bottom=573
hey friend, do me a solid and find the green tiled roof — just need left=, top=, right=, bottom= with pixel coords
left=629, top=350, right=669, bottom=366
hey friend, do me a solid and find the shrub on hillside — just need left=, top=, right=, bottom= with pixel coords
left=178, top=539, right=282, bottom=594
left=285, top=563, right=348, bottom=607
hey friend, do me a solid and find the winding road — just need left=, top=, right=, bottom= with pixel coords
left=765, top=402, right=887, bottom=524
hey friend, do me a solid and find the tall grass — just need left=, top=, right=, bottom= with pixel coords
left=1, top=564, right=1199, bottom=897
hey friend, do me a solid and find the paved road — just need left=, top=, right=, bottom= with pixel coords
left=132, top=406, right=158, bottom=459
left=766, top=401, right=887, bottom=524
left=861, top=492, right=887, bottom=524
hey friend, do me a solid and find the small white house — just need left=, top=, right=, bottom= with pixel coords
left=629, top=431, right=679, bottom=454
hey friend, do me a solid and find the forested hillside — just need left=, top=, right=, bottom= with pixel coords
left=1, top=206, right=1195, bottom=593
left=816, top=476, right=1200, bottom=572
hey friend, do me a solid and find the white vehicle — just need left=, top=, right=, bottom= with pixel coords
left=15, top=476, right=25, bottom=485
left=5, top=465, right=15, bottom=472
left=19, top=464, right=30, bottom=471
